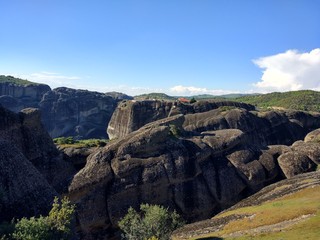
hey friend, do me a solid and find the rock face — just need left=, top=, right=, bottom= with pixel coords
left=107, top=100, right=255, bottom=139
left=39, top=87, right=117, bottom=139
left=0, top=140, right=57, bottom=222
left=0, top=81, right=51, bottom=112
left=0, top=105, right=76, bottom=222
left=69, top=110, right=320, bottom=239
left=183, top=109, right=320, bottom=146
left=0, top=105, right=75, bottom=193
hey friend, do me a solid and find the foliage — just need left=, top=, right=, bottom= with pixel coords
left=53, top=137, right=108, bottom=148
left=190, top=97, right=197, bottom=104
left=169, top=124, right=182, bottom=138
left=118, top=204, right=185, bottom=240
left=235, top=90, right=320, bottom=112
left=0, top=75, right=38, bottom=86
left=9, top=196, right=75, bottom=240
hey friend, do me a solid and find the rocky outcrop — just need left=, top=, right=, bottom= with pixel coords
left=39, top=87, right=117, bottom=139
left=183, top=108, right=320, bottom=146
left=0, top=105, right=76, bottom=222
left=0, top=140, right=57, bottom=222
left=107, top=100, right=255, bottom=139
left=0, top=81, right=51, bottom=112
left=69, top=111, right=320, bottom=239
left=105, top=91, right=133, bottom=100
left=0, top=105, right=75, bottom=192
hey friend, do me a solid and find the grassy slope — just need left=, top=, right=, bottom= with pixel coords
left=235, top=90, right=320, bottom=112
left=172, top=171, right=320, bottom=240
left=0, top=75, right=39, bottom=86
left=206, top=186, right=320, bottom=240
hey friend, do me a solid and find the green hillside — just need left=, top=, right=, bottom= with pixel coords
left=0, top=75, right=39, bottom=86
left=134, top=92, right=177, bottom=101
left=235, top=90, right=320, bottom=112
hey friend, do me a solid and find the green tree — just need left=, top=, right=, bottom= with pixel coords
left=190, top=97, right=197, bottom=104
left=118, top=204, right=185, bottom=240
left=12, top=197, right=75, bottom=240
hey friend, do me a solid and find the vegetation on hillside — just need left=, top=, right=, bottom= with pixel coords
left=176, top=185, right=320, bottom=240
left=53, top=137, right=108, bottom=148
left=134, top=93, right=177, bottom=101
left=0, top=75, right=38, bottom=86
left=119, top=204, right=185, bottom=240
left=235, top=90, right=320, bottom=112
left=0, top=197, right=75, bottom=240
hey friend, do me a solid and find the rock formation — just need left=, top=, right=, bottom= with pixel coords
left=39, top=87, right=117, bottom=139
left=0, top=105, right=75, bottom=193
left=107, top=100, right=255, bottom=139
left=69, top=109, right=320, bottom=239
left=0, top=80, right=51, bottom=112
left=0, top=105, right=76, bottom=222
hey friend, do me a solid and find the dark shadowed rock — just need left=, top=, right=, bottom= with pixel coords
left=39, top=87, right=117, bottom=139
left=0, top=105, right=75, bottom=192
left=0, top=140, right=57, bottom=222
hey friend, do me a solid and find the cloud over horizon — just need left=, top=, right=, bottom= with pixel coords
left=253, top=48, right=320, bottom=92
left=169, top=85, right=238, bottom=96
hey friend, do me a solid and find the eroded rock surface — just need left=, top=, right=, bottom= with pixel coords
left=0, top=105, right=76, bottom=222
left=39, top=87, right=117, bottom=139
left=0, top=81, right=51, bottom=112
left=69, top=110, right=320, bottom=239
left=107, top=100, right=255, bottom=139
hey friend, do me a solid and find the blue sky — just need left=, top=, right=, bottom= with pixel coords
left=0, top=0, right=319, bottom=96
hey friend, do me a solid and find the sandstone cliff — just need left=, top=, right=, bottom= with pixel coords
left=0, top=80, right=51, bottom=112
left=39, top=87, right=117, bottom=139
left=0, top=105, right=75, bottom=193
left=0, top=105, right=77, bottom=223
left=107, top=100, right=255, bottom=139
left=69, top=112, right=320, bottom=239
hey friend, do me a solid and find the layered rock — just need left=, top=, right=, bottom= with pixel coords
left=107, top=100, right=255, bottom=139
left=39, top=87, right=117, bottom=139
left=69, top=111, right=320, bottom=239
left=0, top=80, right=51, bottom=112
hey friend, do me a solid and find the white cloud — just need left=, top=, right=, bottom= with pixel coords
left=169, top=85, right=238, bottom=96
left=253, top=48, right=320, bottom=92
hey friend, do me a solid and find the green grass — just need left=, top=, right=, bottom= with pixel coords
left=0, top=75, right=39, bottom=86
left=235, top=90, right=320, bottom=112
left=191, top=186, right=320, bottom=240
left=53, top=137, right=108, bottom=148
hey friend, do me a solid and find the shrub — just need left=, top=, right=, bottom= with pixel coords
left=118, top=204, right=185, bottom=240
left=12, top=196, right=75, bottom=240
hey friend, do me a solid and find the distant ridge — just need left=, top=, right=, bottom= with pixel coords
left=235, top=90, right=320, bottom=112
left=134, top=92, right=177, bottom=101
